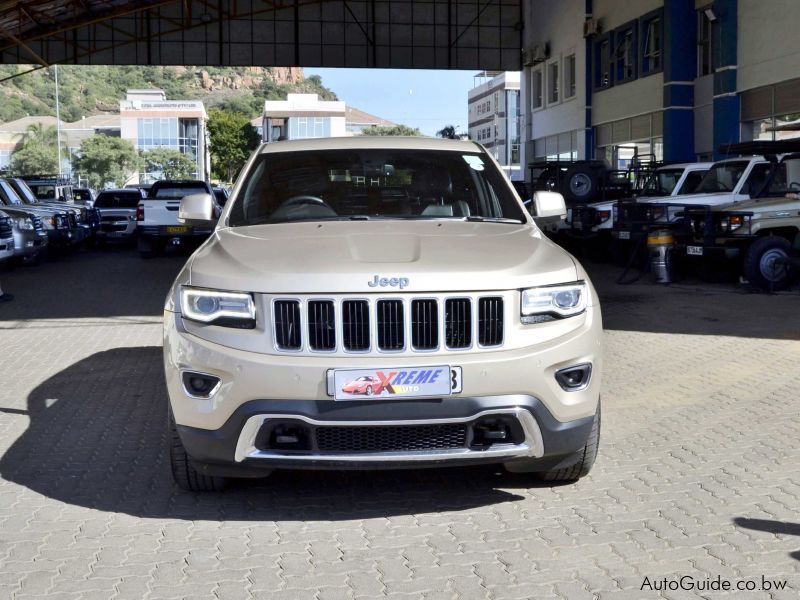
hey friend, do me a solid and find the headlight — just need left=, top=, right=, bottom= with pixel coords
left=180, top=286, right=256, bottom=328
left=596, top=210, right=611, bottom=224
left=651, top=206, right=666, bottom=221
left=521, top=282, right=588, bottom=322
left=15, top=217, right=34, bottom=231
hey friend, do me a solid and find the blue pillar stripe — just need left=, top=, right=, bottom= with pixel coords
left=712, top=0, right=739, bottom=159
left=662, top=0, right=696, bottom=162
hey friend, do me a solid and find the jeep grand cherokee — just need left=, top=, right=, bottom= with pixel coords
left=163, top=137, right=602, bottom=491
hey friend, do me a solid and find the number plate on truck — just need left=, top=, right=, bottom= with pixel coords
left=166, top=226, right=188, bottom=234
left=686, top=245, right=703, bottom=256
left=618, top=230, right=631, bottom=240
left=329, top=366, right=462, bottom=400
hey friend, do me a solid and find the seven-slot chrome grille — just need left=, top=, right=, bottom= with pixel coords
left=270, top=295, right=504, bottom=353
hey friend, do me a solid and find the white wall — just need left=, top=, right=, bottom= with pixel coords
left=737, top=0, right=800, bottom=92
left=593, top=73, right=664, bottom=125
left=522, top=0, right=585, bottom=151
left=593, top=0, right=662, bottom=30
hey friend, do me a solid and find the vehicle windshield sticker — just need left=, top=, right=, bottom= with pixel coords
left=463, top=155, right=485, bottom=171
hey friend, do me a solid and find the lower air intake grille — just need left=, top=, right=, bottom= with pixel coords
left=478, top=297, right=504, bottom=346
left=274, top=300, right=301, bottom=350
left=315, top=424, right=468, bottom=453
left=307, top=300, right=335, bottom=351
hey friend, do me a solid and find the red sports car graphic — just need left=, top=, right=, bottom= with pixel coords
left=340, top=375, right=385, bottom=396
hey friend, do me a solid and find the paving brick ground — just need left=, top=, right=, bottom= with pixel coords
left=1, top=246, right=799, bottom=599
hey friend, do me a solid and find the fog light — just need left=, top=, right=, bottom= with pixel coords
left=555, top=363, right=592, bottom=391
left=181, top=371, right=221, bottom=398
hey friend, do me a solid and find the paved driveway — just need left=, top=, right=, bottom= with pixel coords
left=1, top=248, right=799, bottom=599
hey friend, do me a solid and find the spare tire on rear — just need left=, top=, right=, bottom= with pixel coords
left=564, top=165, right=600, bottom=203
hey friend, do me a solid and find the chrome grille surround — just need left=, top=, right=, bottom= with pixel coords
left=267, top=293, right=506, bottom=355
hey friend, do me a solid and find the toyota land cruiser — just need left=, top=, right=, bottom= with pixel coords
left=164, top=137, right=602, bottom=491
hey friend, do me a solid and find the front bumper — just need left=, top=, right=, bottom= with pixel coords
left=0, top=235, right=14, bottom=260
left=164, top=303, right=602, bottom=472
left=176, top=396, right=595, bottom=474
left=12, top=229, right=47, bottom=257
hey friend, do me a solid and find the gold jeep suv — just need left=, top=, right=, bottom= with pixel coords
left=164, top=137, right=602, bottom=491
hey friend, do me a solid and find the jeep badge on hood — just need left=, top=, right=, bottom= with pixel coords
left=368, top=275, right=410, bottom=289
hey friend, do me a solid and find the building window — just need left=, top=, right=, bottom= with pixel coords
left=698, top=7, right=714, bottom=76
left=564, top=54, right=576, bottom=99
left=547, top=60, right=560, bottom=104
left=614, top=23, right=637, bottom=84
left=640, top=11, right=663, bottom=75
left=594, top=34, right=612, bottom=90
left=531, top=67, right=543, bottom=109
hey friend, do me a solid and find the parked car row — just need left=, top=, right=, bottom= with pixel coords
left=0, top=177, right=101, bottom=266
left=541, top=140, right=800, bottom=291
left=0, top=178, right=232, bottom=269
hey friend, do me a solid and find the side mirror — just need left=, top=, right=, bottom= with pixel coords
left=178, top=193, right=216, bottom=226
left=531, top=191, right=567, bottom=220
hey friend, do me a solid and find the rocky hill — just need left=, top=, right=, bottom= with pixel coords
left=0, top=65, right=336, bottom=123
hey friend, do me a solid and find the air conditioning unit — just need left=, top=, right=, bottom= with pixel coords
left=522, top=43, right=549, bottom=66
left=583, top=19, right=601, bottom=37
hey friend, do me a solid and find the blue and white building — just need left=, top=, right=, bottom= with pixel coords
left=522, top=0, right=800, bottom=179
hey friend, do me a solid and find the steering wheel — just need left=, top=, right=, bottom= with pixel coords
left=280, top=195, right=334, bottom=211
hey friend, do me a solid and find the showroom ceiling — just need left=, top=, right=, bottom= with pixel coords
left=0, top=1, right=522, bottom=71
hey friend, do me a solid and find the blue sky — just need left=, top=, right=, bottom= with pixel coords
left=306, top=68, right=478, bottom=136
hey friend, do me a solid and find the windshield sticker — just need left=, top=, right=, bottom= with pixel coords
left=463, top=155, right=485, bottom=171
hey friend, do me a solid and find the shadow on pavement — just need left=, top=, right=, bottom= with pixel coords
left=0, top=346, right=535, bottom=520
left=0, top=245, right=187, bottom=321
left=734, top=518, right=800, bottom=561
left=586, top=263, right=800, bottom=340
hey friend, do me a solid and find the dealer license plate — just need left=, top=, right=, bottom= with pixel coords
left=166, top=226, right=188, bottom=234
left=686, top=245, right=703, bottom=256
left=618, top=230, right=631, bottom=240
left=330, top=366, right=462, bottom=400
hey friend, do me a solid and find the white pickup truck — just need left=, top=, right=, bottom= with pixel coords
left=137, top=180, right=220, bottom=258
left=613, top=156, right=778, bottom=242
left=565, top=163, right=712, bottom=241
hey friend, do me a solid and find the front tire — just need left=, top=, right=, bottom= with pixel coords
left=504, top=402, right=600, bottom=482
left=169, top=414, right=227, bottom=492
left=744, top=235, right=793, bottom=291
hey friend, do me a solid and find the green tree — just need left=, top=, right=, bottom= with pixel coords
left=360, top=124, right=422, bottom=136
left=141, top=147, right=197, bottom=180
left=207, top=108, right=260, bottom=182
left=436, top=125, right=459, bottom=139
left=72, top=135, right=140, bottom=188
left=9, top=123, right=62, bottom=176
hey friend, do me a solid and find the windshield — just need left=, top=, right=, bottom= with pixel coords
left=148, top=182, right=208, bottom=199
left=0, top=180, right=22, bottom=205
left=695, top=161, right=750, bottom=193
left=29, top=184, right=57, bottom=200
left=229, top=149, right=526, bottom=226
left=94, top=192, right=142, bottom=209
left=641, top=169, right=683, bottom=197
left=8, top=180, right=38, bottom=204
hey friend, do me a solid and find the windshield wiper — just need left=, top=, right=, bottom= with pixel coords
left=463, top=216, right=523, bottom=224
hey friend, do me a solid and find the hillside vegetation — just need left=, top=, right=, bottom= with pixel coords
left=0, top=65, right=336, bottom=123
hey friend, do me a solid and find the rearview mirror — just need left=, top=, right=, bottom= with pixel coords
left=178, top=193, right=216, bottom=226
left=531, top=191, right=567, bottom=220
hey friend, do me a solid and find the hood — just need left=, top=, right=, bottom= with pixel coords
left=717, top=195, right=800, bottom=212
left=640, top=191, right=742, bottom=206
left=189, top=221, right=577, bottom=294
left=0, top=206, right=43, bottom=219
